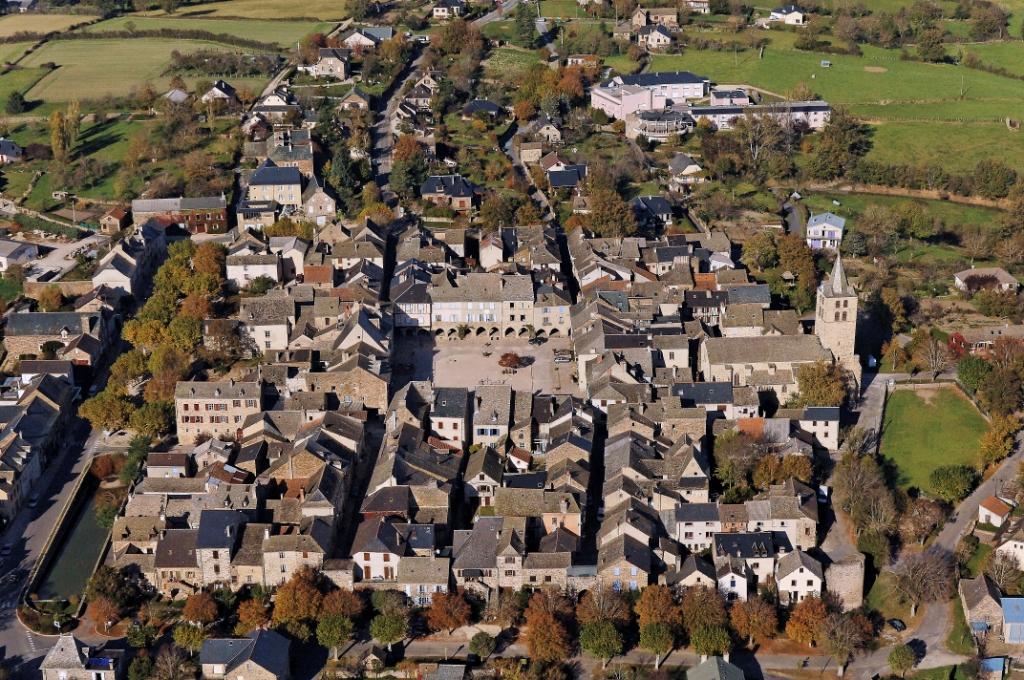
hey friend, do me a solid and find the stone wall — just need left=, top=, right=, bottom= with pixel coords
left=826, top=553, right=865, bottom=612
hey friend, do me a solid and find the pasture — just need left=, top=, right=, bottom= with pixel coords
left=20, top=39, right=268, bottom=102
left=539, top=0, right=582, bottom=17
left=650, top=40, right=1024, bottom=172
left=80, top=15, right=331, bottom=47
left=0, top=41, right=34, bottom=64
left=0, top=13, right=94, bottom=37
left=142, top=0, right=347, bottom=21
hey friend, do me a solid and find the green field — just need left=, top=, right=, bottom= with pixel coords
left=143, top=0, right=347, bottom=20
left=483, top=46, right=542, bottom=79
left=539, top=0, right=582, bottom=17
left=0, top=41, right=34, bottom=64
left=0, top=13, right=94, bottom=37
left=0, top=67, right=50, bottom=105
left=961, top=40, right=1024, bottom=77
left=880, top=388, right=986, bottom=493
left=81, top=15, right=331, bottom=47
left=20, top=39, right=268, bottom=101
left=802, top=191, right=1003, bottom=230
left=603, top=53, right=639, bottom=74
left=650, top=39, right=1024, bottom=172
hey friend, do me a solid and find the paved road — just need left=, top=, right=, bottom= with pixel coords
left=473, top=0, right=521, bottom=26
left=371, top=49, right=426, bottom=182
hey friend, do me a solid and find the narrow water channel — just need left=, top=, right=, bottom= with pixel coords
left=35, top=481, right=108, bottom=601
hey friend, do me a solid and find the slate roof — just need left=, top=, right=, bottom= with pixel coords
left=433, top=387, right=468, bottom=419
left=421, top=174, right=474, bottom=197
left=249, top=158, right=302, bottom=186
left=776, top=548, right=823, bottom=580
left=196, top=509, right=247, bottom=550
left=154, top=528, right=198, bottom=569
left=688, top=657, right=745, bottom=680
left=200, top=629, right=290, bottom=678
left=704, top=335, right=830, bottom=365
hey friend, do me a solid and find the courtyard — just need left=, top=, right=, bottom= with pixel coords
left=392, top=334, right=582, bottom=396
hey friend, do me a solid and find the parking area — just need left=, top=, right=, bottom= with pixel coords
left=392, top=334, right=583, bottom=396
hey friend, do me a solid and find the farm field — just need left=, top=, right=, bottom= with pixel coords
left=20, top=39, right=268, bottom=101
left=0, top=41, right=34, bottom=65
left=958, top=40, right=1024, bottom=77
left=0, top=13, right=94, bottom=37
left=80, top=15, right=330, bottom=47
left=879, top=387, right=986, bottom=493
left=0, top=67, right=50, bottom=105
left=603, top=53, right=640, bottom=74
left=483, top=46, right=541, bottom=79
left=142, top=0, right=347, bottom=20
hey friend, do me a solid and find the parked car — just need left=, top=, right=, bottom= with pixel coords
left=553, top=352, right=573, bottom=364
left=887, top=619, right=906, bottom=632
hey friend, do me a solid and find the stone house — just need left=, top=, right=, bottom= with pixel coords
left=4, top=310, right=111, bottom=364
left=464, top=445, right=502, bottom=507
left=200, top=629, right=291, bottom=680
left=960, top=575, right=1003, bottom=638
left=41, top=636, right=126, bottom=680
left=597, top=534, right=650, bottom=591
left=310, top=47, right=350, bottom=79
left=174, top=380, right=263, bottom=445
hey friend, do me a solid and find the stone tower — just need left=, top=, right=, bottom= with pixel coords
left=815, top=255, right=858, bottom=363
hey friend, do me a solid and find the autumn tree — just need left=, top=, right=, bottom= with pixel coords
left=583, top=188, right=637, bottom=238
left=741, top=231, right=778, bottom=272
left=151, top=645, right=195, bottom=679
left=91, top=596, right=119, bottom=632
left=182, top=591, right=218, bottom=625
left=235, top=599, right=270, bottom=635
left=79, top=391, right=133, bottom=432
left=635, top=584, right=682, bottom=632
left=580, top=620, right=623, bottom=669
left=524, top=591, right=571, bottom=663
left=820, top=613, right=867, bottom=673
left=322, top=589, right=364, bottom=620
left=888, top=644, right=916, bottom=677
left=795, top=361, right=847, bottom=407
left=979, top=367, right=1023, bottom=416
left=898, top=498, right=945, bottom=545
left=470, top=632, right=496, bottom=659
left=730, top=596, right=778, bottom=646
left=37, top=284, right=63, bottom=312
left=426, top=591, right=472, bottom=634
left=786, top=595, right=827, bottom=646
left=984, top=552, right=1023, bottom=592
left=892, top=547, right=955, bottom=616
left=915, top=335, right=951, bottom=379
left=680, top=586, right=727, bottom=637
left=272, top=567, right=323, bottom=640
left=979, top=415, right=1019, bottom=468
left=929, top=465, right=977, bottom=504
left=576, top=587, right=629, bottom=626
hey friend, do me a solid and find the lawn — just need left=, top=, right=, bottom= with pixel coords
left=964, top=543, right=993, bottom=578
left=604, top=52, right=640, bottom=74
left=20, top=39, right=269, bottom=101
left=80, top=15, right=330, bottom=48
left=142, top=0, right=347, bottom=20
left=483, top=46, right=541, bottom=79
left=859, top=120, right=1024, bottom=173
left=865, top=570, right=913, bottom=622
left=880, top=387, right=987, bottom=493
left=539, top=0, right=582, bottom=17
left=0, top=13, right=94, bottom=37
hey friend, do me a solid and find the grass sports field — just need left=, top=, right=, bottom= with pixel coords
left=20, top=39, right=268, bottom=101
left=80, top=15, right=331, bottom=47
left=0, top=13, right=94, bottom=37
left=879, top=387, right=986, bottom=493
left=539, top=0, right=582, bottom=17
left=142, top=0, right=347, bottom=20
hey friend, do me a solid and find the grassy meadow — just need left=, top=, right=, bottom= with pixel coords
left=79, top=15, right=331, bottom=47
left=20, top=39, right=268, bottom=101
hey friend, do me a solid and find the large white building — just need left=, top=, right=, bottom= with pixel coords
left=591, top=71, right=709, bottom=119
